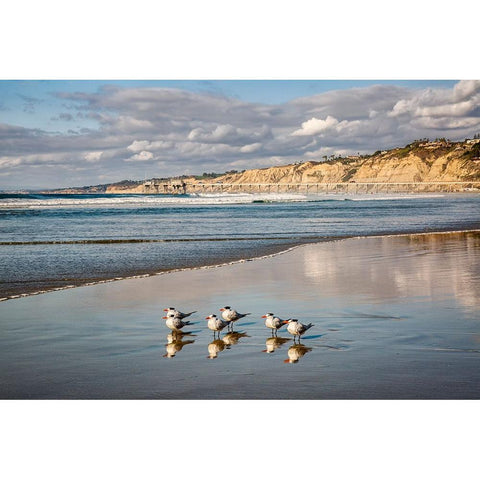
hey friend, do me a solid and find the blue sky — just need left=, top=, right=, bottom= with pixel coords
left=0, top=80, right=458, bottom=132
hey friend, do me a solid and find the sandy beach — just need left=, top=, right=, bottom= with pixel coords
left=1, top=230, right=479, bottom=399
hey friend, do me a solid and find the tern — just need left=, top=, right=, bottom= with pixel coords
left=283, top=319, right=314, bottom=341
left=206, top=314, right=229, bottom=338
left=220, top=306, right=251, bottom=331
left=261, top=313, right=289, bottom=336
left=162, top=313, right=192, bottom=332
left=163, top=307, right=197, bottom=319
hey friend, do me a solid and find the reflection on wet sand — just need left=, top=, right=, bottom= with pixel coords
left=300, top=231, right=480, bottom=312
left=262, top=336, right=290, bottom=353
left=222, top=331, right=249, bottom=348
left=207, top=331, right=250, bottom=358
left=163, top=332, right=195, bottom=358
left=207, top=339, right=226, bottom=359
left=284, top=342, right=313, bottom=364
left=207, top=332, right=249, bottom=358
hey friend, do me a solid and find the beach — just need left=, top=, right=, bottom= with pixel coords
left=1, top=230, right=479, bottom=399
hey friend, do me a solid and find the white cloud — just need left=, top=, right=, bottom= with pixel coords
left=127, top=140, right=174, bottom=153
left=127, top=140, right=150, bottom=152
left=389, top=81, right=480, bottom=120
left=291, top=115, right=339, bottom=136
left=453, top=80, right=480, bottom=102
left=240, top=142, right=262, bottom=153
left=84, top=151, right=103, bottom=162
left=126, top=150, right=154, bottom=162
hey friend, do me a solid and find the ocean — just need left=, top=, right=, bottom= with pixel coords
left=1, top=192, right=480, bottom=300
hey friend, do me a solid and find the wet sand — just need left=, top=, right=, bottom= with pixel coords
left=1, top=231, right=480, bottom=399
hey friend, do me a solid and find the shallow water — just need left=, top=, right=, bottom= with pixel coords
left=1, top=192, right=480, bottom=299
left=1, top=231, right=479, bottom=399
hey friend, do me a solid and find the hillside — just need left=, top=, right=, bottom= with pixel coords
left=211, top=139, right=480, bottom=186
left=41, top=139, right=480, bottom=194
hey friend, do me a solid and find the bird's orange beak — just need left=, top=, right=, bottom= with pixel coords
left=205, top=316, right=210, bottom=319
left=162, top=316, right=167, bottom=319
left=261, top=315, right=266, bottom=318
left=282, top=320, right=289, bottom=324
left=219, top=308, right=225, bottom=311
left=284, top=359, right=291, bottom=363
left=163, top=309, right=168, bottom=311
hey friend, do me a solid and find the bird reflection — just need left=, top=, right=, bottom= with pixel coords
left=284, top=343, right=312, bottom=364
left=207, top=339, right=227, bottom=359
left=163, top=332, right=195, bottom=358
left=222, top=331, right=249, bottom=349
left=262, top=336, right=290, bottom=354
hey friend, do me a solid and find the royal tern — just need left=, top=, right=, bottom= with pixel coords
left=162, top=313, right=192, bottom=331
left=283, top=319, right=314, bottom=341
left=262, top=313, right=289, bottom=335
left=220, top=306, right=251, bottom=331
left=206, top=314, right=229, bottom=338
left=163, top=307, right=197, bottom=319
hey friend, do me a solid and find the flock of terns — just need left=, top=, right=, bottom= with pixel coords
left=162, top=306, right=314, bottom=362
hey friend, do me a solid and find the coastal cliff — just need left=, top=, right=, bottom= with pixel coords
left=43, top=139, right=480, bottom=194
left=211, top=140, right=480, bottom=186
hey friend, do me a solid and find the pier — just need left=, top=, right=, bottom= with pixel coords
left=143, top=181, right=480, bottom=194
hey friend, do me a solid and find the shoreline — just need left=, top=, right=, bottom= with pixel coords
left=2, top=226, right=480, bottom=303
left=1, top=228, right=479, bottom=399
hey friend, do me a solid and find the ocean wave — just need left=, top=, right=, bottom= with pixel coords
left=0, top=234, right=328, bottom=245
left=0, top=192, right=449, bottom=209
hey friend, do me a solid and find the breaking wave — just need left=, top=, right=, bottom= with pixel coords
left=0, top=192, right=446, bottom=209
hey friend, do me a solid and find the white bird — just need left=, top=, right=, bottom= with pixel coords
left=206, top=314, right=229, bottom=338
left=283, top=319, right=314, bottom=341
left=163, top=307, right=197, bottom=319
left=220, top=306, right=251, bottom=331
left=162, top=313, right=192, bottom=331
left=261, top=313, right=289, bottom=335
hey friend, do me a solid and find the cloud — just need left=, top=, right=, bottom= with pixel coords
left=127, top=140, right=150, bottom=152
left=84, top=151, right=103, bottom=162
left=187, top=124, right=272, bottom=145
left=291, top=115, right=339, bottom=136
left=453, top=80, right=480, bottom=102
left=126, top=150, right=154, bottom=162
left=389, top=80, right=480, bottom=119
left=17, top=93, right=43, bottom=114
left=240, top=142, right=263, bottom=153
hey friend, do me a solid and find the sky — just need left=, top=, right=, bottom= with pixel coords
left=1, top=79, right=479, bottom=190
